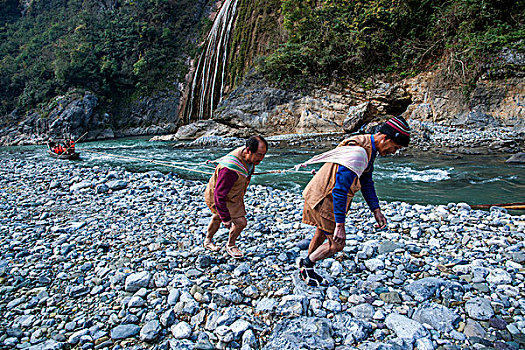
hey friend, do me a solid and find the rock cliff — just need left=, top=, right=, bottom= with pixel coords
left=1, top=0, right=524, bottom=152
left=174, top=69, right=524, bottom=150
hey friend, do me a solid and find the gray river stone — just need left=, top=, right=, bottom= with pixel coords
left=262, top=317, right=334, bottom=350
left=385, top=313, right=429, bottom=344
left=276, top=295, right=308, bottom=317
left=7, top=297, right=25, bottom=308
left=378, top=241, right=402, bottom=255
left=68, top=285, right=90, bottom=298
left=106, top=179, right=128, bottom=190
left=27, top=339, right=64, bottom=350
left=463, top=318, right=487, bottom=338
left=216, top=307, right=240, bottom=327
left=140, top=319, right=161, bottom=342
left=67, top=329, right=89, bottom=345
left=256, top=298, right=279, bottom=313
left=465, top=297, right=495, bottom=320
left=124, top=271, right=151, bottom=292
left=412, top=302, right=461, bottom=333
left=230, top=319, right=251, bottom=340
left=486, top=268, right=513, bottom=285
left=169, top=339, right=195, bottom=350
left=168, top=288, right=180, bottom=305
left=110, top=324, right=140, bottom=339
left=215, top=325, right=234, bottom=343
left=95, top=183, right=109, bottom=193
left=332, top=313, right=373, bottom=345
left=212, top=285, right=243, bottom=306
left=415, top=337, right=435, bottom=350
left=242, top=329, right=258, bottom=348
left=171, top=321, right=192, bottom=339
left=70, top=181, right=91, bottom=191
left=404, top=277, right=445, bottom=301
left=296, top=238, right=310, bottom=250
left=160, top=309, right=176, bottom=328
left=349, top=303, right=375, bottom=321
left=404, top=277, right=463, bottom=302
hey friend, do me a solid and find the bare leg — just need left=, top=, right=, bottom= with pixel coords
left=204, top=214, right=221, bottom=250
left=309, top=234, right=344, bottom=263
left=299, top=227, right=342, bottom=287
left=308, top=228, right=328, bottom=255
left=227, top=216, right=247, bottom=247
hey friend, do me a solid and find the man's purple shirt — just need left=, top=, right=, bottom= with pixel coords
left=214, top=167, right=239, bottom=222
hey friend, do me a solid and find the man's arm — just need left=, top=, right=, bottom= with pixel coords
left=359, top=169, right=379, bottom=212
left=360, top=168, right=387, bottom=228
left=214, top=167, right=239, bottom=223
left=332, top=165, right=357, bottom=223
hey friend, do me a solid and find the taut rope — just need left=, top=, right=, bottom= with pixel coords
left=83, top=150, right=315, bottom=176
left=84, top=150, right=215, bottom=175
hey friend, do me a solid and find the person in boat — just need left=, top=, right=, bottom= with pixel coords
left=298, top=116, right=411, bottom=286
left=204, top=135, right=268, bottom=259
left=64, top=140, right=75, bottom=154
left=53, top=143, right=65, bottom=154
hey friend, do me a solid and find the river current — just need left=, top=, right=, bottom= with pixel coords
left=5, top=137, right=525, bottom=211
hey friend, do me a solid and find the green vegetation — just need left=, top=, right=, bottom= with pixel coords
left=227, top=0, right=284, bottom=89
left=0, top=0, right=209, bottom=117
left=261, top=0, right=525, bottom=88
left=2, top=0, right=524, bottom=119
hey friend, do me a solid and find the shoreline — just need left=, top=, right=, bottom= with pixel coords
left=2, top=120, right=525, bottom=160
left=1, top=151, right=525, bottom=350
left=166, top=120, right=525, bottom=161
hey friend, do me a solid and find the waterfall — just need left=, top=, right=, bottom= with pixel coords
left=183, top=0, right=240, bottom=123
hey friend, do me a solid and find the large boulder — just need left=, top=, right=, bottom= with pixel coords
left=262, top=317, right=334, bottom=350
left=173, top=120, right=242, bottom=140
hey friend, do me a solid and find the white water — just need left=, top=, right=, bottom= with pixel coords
left=185, top=0, right=239, bottom=122
left=388, top=166, right=452, bottom=182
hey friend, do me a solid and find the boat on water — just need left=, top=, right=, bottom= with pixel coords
left=47, top=140, right=80, bottom=160
left=47, top=149, right=80, bottom=160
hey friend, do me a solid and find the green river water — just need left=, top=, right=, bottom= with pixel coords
left=5, top=137, right=525, bottom=212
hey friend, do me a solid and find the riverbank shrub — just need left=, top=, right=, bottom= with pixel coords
left=261, top=0, right=525, bottom=88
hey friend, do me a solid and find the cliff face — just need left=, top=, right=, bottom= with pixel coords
left=1, top=0, right=524, bottom=147
left=207, top=69, right=525, bottom=136
left=179, top=0, right=284, bottom=124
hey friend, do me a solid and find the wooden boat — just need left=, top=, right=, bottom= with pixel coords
left=471, top=202, right=525, bottom=210
left=47, top=141, right=80, bottom=160
left=47, top=150, right=80, bottom=160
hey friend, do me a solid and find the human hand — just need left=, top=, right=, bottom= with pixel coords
left=223, top=220, right=232, bottom=229
left=373, top=209, right=387, bottom=229
left=333, top=224, right=346, bottom=245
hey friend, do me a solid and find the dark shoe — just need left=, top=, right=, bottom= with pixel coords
left=298, top=258, right=327, bottom=287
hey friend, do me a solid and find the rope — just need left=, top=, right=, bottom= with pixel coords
left=254, top=168, right=316, bottom=175
left=83, top=150, right=316, bottom=177
left=205, top=160, right=315, bottom=175
left=84, top=150, right=215, bottom=175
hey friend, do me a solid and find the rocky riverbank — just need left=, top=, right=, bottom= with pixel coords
left=1, top=151, right=525, bottom=350
left=160, top=119, right=525, bottom=162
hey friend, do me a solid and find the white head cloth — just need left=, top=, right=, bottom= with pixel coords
left=294, top=146, right=369, bottom=177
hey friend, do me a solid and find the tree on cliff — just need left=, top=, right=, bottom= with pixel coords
left=0, top=0, right=210, bottom=118
left=262, top=0, right=525, bottom=90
